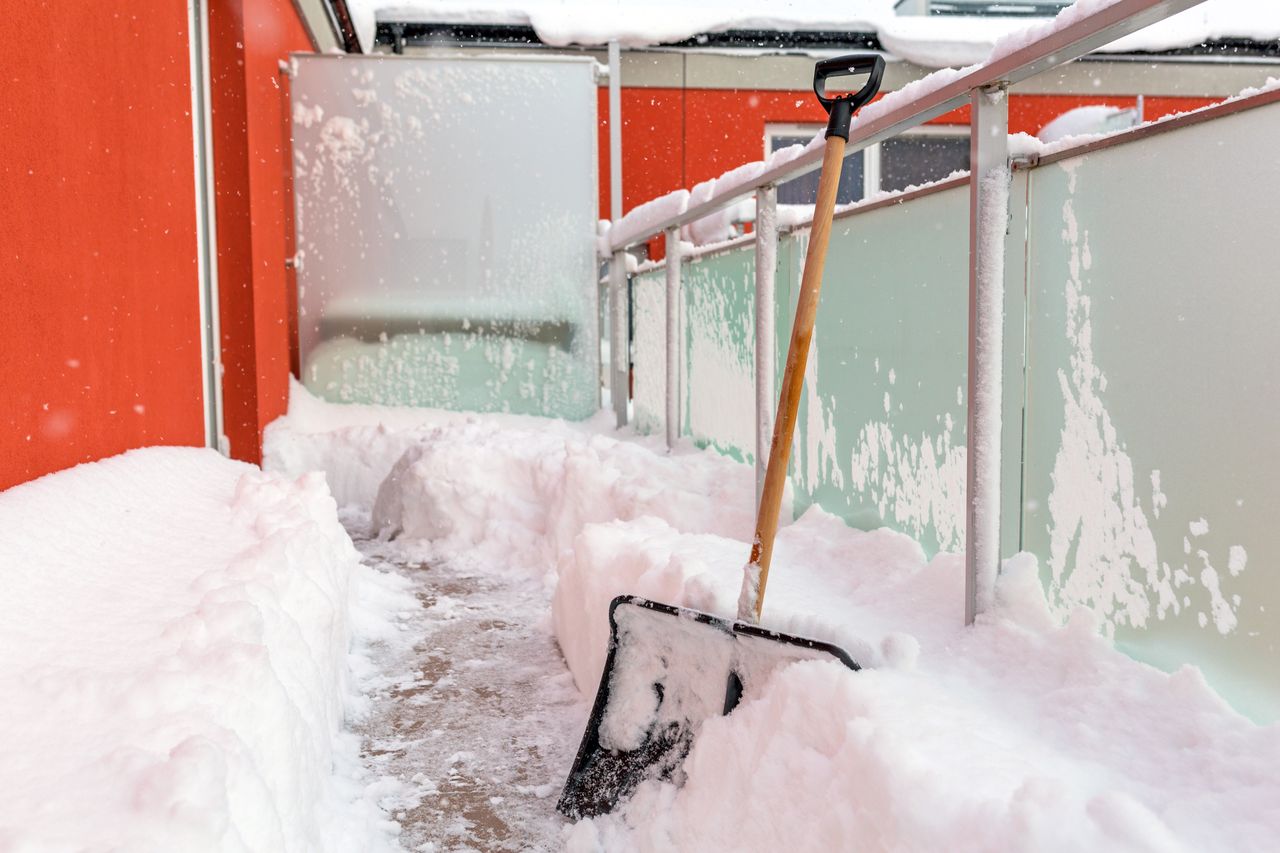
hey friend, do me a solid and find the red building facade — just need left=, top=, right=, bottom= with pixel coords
left=1, top=10, right=1256, bottom=489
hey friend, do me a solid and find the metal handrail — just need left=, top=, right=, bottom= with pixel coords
left=609, top=0, right=1211, bottom=628
left=607, top=0, right=1207, bottom=253
left=628, top=74, right=1280, bottom=260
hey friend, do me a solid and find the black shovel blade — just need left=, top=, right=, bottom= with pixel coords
left=557, top=595, right=860, bottom=819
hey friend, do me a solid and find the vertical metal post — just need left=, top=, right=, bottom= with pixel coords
left=664, top=227, right=682, bottom=449
left=610, top=250, right=628, bottom=426
left=187, top=0, right=226, bottom=454
left=965, top=83, right=1010, bottom=625
left=753, top=185, right=778, bottom=507
left=608, top=41, right=628, bottom=427
left=607, top=41, right=623, bottom=224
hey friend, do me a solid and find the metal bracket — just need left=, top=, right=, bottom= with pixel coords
left=1010, top=153, right=1041, bottom=170
left=277, top=58, right=294, bottom=78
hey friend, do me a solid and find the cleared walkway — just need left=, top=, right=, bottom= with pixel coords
left=355, top=537, right=588, bottom=852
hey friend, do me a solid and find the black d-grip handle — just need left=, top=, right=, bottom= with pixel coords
left=813, top=54, right=885, bottom=141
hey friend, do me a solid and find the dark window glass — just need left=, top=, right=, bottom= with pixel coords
left=769, top=135, right=864, bottom=205
left=880, top=135, right=970, bottom=193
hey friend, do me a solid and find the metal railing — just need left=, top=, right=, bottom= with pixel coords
left=603, top=0, right=1210, bottom=625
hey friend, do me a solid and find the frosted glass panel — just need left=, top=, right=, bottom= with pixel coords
left=631, top=270, right=666, bottom=435
left=291, top=54, right=598, bottom=418
left=789, top=188, right=972, bottom=556
left=1020, top=100, right=1280, bottom=721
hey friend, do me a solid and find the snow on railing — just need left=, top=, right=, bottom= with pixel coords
left=603, top=0, right=1212, bottom=625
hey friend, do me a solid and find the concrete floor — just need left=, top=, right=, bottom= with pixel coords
left=354, top=538, right=588, bottom=852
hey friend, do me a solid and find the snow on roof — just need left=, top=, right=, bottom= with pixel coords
left=359, top=0, right=893, bottom=50
left=350, top=0, right=1280, bottom=67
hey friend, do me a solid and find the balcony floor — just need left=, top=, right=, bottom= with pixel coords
left=354, top=532, right=586, bottom=851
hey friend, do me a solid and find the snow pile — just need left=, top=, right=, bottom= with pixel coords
left=682, top=196, right=754, bottom=247
left=367, top=419, right=756, bottom=572
left=0, top=447, right=408, bottom=851
left=878, top=14, right=1031, bottom=68
left=611, top=188, right=689, bottom=250
left=985, top=0, right=1277, bottom=67
left=554, top=512, right=930, bottom=702
left=1002, top=75, right=1280, bottom=163
left=1036, top=104, right=1138, bottom=142
left=560, top=515, right=1280, bottom=852
left=263, top=377, right=575, bottom=509
left=267, top=392, right=1280, bottom=851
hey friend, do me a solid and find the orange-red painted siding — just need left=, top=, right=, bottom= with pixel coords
left=0, top=2, right=206, bottom=490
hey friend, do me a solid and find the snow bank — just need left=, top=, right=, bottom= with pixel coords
left=368, top=419, right=757, bottom=573
left=562, top=517, right=1280, bottom=852
left=266, top=392, right=1279, bottom=851
left=263, top=377, right=588, bottom=510
left=0, top=447, right=408, bottom=851
left=554, top=511, right=934, bottom=700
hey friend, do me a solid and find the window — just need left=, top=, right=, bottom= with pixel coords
left=766, top=125, right=866, bottom=205
left=765, top=124, right=970, bottom=204
left=878, top=126, right=970, bottom=193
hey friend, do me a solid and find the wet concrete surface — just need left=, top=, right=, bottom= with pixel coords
left=354, top=538, right=588, bottom=852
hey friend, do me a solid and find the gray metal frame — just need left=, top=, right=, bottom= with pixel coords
left=753, top=186, right=777, bottom=506
left=186, top=0, right=226, bottom=455
left=664, top=227, right=683, bottom=450
left=609, top=41, right=628, bottom=427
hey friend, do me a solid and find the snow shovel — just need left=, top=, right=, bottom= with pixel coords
left=557, top=54, right=885, bottom=821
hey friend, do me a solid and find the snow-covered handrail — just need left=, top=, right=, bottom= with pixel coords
left=608, top=0, right=1208, bottom=253
left=609, top=0, right=1213, bottom=627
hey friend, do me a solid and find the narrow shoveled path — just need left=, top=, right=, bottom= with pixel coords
left=354, top=536, right=588, bottom=852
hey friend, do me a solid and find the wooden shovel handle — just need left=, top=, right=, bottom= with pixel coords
left=746, top=134, right=847, bottom=622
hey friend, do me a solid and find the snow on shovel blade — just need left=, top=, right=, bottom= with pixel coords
left=557, top=595, right=860, bottom=819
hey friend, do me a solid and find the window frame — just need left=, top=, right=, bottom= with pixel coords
left=764, top=122, right=970, bottom=198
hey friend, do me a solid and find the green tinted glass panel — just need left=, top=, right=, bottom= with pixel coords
left=1021, top=103, right=1280, bottom=721
left=786, top=188, right=972, bottom=555
left=682, top=245, right=757, bottom=462
left=631, top=269, right=666, bottom=435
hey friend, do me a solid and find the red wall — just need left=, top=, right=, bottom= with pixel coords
left=210, top=0, right=312, bottom=464
left=0, top=2, right=206, bottom=490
